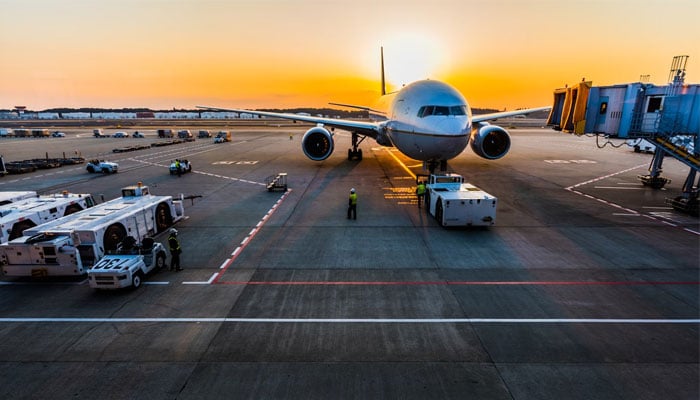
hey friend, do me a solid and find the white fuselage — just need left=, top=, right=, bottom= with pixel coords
left=371, top=80, right=472, bottom=161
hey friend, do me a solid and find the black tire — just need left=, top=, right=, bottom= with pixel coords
left=103, top=168, right=110, bottom=174
left=425, top=192, right=431, bottom=214
left=155, top=253, right=166, bottom=270
left=63, top=204, right=83, bottom=216
left=347, top=149, right=352, bottom=160
left=9, top=220, right=36, bottom=241
left=87, top=166, right=95, bottom=173
left=155, top=203, right=173, bottom=233
left=103, top=223, right=127, bottom=253
left=435, top=199, right=444, bottom=226
left=358, top=149, right=363, bottom=160
left=132, top=271, right=143, bottom=289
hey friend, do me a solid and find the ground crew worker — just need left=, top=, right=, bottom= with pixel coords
left=175, top=159, right=182, bottom=177
left=347, top=188, right=357, bottom=220
left=168, top=228, right=182, bottom=271
left=416, top=180, right=426, bottom=207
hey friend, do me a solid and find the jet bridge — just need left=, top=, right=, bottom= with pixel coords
left=546, top=56, right=699, bottom=215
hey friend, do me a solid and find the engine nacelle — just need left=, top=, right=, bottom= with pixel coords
left=301, top=126, right=334, bottom=161
left=470, top=123, right=511, bottom=160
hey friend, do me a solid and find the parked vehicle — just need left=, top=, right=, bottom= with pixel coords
left=51, top=131, right=66, bottom=137
left=112, top=132, right=128, bottom=138
left=132, top=131, right=145, bottom=138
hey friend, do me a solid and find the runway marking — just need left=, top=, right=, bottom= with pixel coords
left=0, top=317, right=696, bottom=324
left=211, top=189, right=292, bottom=284
left=183, top=273, right=218, bottom=285
left=132, top=158, right=266, bottom=186
left=566, top=164, right=699, bottom=236
left=215, top=280, right=700, bottom=286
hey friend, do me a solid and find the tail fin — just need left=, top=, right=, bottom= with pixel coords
left=381, top=47, right=386, bottom=96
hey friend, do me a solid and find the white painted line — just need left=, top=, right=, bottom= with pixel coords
left=144, top=281, right=169, bottom=285
left=594, top=186, right=644, bottom=190
left=0, top=317, right=696, bottom=324
left=219, top=259, right=231, bottom=269
left=249, top=228, right=257, bottom=236
left=231, top=247, right=241, bottom=257
left=182, top=272, right=218, bottom=285
left=241, top=236, right=249, bottom=245
left=612, top=213, right=640, bottom=216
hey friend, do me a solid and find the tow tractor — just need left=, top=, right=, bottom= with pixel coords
left=169, top=159, right=192, bottom=175
left=88, top=236, right=167, bottom=289
left=421, top=173, right=497, bottom=227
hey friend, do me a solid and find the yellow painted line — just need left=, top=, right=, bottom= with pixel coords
left=385, top=148, right=416, bottom=180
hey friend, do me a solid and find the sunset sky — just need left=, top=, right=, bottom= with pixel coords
left=1, top=0, right=698, bottom=111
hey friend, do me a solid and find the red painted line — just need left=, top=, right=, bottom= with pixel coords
left=214, top=280, right=700, bottom=286
left=213, top=190, right=291, bottom=284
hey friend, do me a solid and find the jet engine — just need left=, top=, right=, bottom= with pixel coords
left=301, top=126, right=334, bottom=161
left=470, top=123, right=511, bottom=160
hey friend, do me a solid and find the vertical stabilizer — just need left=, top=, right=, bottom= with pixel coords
left=381, top=47, right=386, bottom=96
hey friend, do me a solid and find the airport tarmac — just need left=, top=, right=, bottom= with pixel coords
left=0, top=122, right=698, bottom=399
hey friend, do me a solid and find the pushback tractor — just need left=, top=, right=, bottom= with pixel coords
left=0, top=183, right=184, bottom=277
left=422, top=173, right=497, bottom=227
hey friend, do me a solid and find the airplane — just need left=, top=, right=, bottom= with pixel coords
left=199, top=48, right=550, bottom=173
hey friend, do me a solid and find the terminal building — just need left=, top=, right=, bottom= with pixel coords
left=547, top=56, right=699, bottom=216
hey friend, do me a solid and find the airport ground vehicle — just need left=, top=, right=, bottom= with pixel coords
left=93, top=129, right=108, bottom=138
left=198, top=130, right=211, bottom=138
left=132, top=131, right=145, bottom=138
left=422, top=173, right=497, bottom=227
left=157, top=129, right=173, bottom=138
left=169, top=159, right=192, bottom=175
left=0, top=190, right=37, bottom=205
left=0, top=183, right=184, bottom=277
left=88, top=237, right=167, bottom=289
left=177, top=130, right=193, bottom=139
left=112, top=132, right=128, bottom=138
left=31, top=129, right=50, bottom=137
left=51, top=131, right=65, bottom=138
left=0, top=128, right=12, bottom=137
left=0, top=192, right=95, bottom=244
left=86, top=159, right=118, bottom=173
left=214, top=130, right=231, bottom=143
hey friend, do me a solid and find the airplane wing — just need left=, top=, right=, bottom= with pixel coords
left=196, top=106, right=380, bottom=138
left=472, top=106, right=551, bottom=123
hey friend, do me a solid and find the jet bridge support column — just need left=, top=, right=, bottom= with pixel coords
left=639, top=147, right=671, bottom=189
left=668, top=169, right=699, bottom=216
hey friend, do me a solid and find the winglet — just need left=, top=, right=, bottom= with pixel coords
left=381, top=47, right=386, bottom=96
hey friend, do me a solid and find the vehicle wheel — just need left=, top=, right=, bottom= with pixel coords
left=87, top=166, right=95, bottom=173
left=155, top=254, right=166, bottom=270
left=9, top=220, right=36, bottom=241
left=435, top=199, right=444, bottom=226
left=155, top=203, right=173, bottom=233
left=64, top=204, right=83, bottom=216
left=132, top=272, right=143, bottom=289
left=103, top=168, right=110, bottom=174
left=103, top=223, right=127, bottom=253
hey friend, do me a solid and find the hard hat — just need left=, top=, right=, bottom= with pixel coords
left=170, top=228, right=178, bottom=234
left=350, top=188, right=356, bottom=193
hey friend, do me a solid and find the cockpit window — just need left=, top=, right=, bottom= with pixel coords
left=418, top=105, right=467, bottom=118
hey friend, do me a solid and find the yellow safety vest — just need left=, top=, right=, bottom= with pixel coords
left=349, top=193, right=357, bottom=205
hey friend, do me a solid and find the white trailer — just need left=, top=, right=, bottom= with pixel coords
left=0, top=183, right=184, bottom=277
left=423, top=173, right=497, bottom=227
left=0, top=191, right=37, bottom=206
left=0, top=192, right=96, bottom=244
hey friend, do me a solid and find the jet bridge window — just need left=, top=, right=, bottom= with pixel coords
left=418, top=105, right=467, bottom=118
